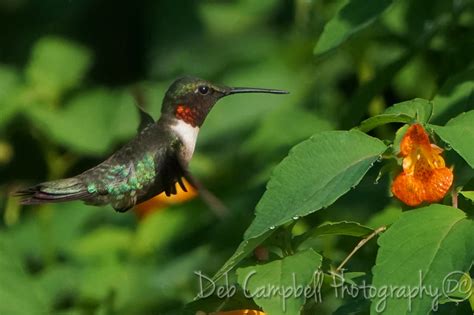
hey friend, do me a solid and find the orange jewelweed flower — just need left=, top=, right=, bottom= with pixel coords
left=391, top=124, right=453, bottom=206
left=210, top=310, right=266, bottom=315
left=134, top=178, right=198, bottom=218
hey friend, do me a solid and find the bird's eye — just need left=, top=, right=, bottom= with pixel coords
left=198, top=85, right=209, bottom=95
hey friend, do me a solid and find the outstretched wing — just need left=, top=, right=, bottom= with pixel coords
left=173, top=147, right=229, bottom=218
left=131, top=87, right=155, bottom=132
left=136, top=105, right=155, bottom=132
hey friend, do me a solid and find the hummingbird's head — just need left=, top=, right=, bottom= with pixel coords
left=162, top=76, right=288, bottom=127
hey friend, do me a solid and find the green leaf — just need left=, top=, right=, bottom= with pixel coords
left=371, top=205, right=474, bottom=314
left=384, top=98, right=433, bottom=123
left=245, top=130, right=387, bottom=239
left=366, top=205, right=402, bottom=229
left=46, top=203, right=101, bottom=254
left=305, top=221, right=373, bottom=238
left=294, top=221, right=374, bottom=249
left=78, top=260, right=133, bottom=303
left=342, top=52, right=413, bottom=129
left=211, top=131, right=385, bottom=288
left=35, top=265, right=80, bottom=308
left=199, top=0, right=280, bottom=36
left=430, top=110, right=474, bottom=168
left=470, top=290, right=474, bottom=312
left=184, top=291, right=259, bottom=315
left=244, top=105, right=334, bottom=161
left=0, top=239, right=48, bottom=315
left=26, top=37, right=92, bottom=100
left=210, top=231, right=272, bottom=290
left=391, top=124, right=409, bottom=155
left=26, top=89, right=137, bottom=156
left=357, top=113, right=412, bottom=132
left=72, top=226, right=133, bottom=260
left=147, top=246, right=211, bottom=299
left=236, top=249, right=323, bottom=315
left=431, top=69, right=474, bottom=125
left=0, top=66, right=21, bottom=129
left=132, top=207, right=193, bottom=256
left=437, top=273, right=473, bottom=305
left=334, top=298, right=370, bottom=315
left=27, top=91, right=113, bottom=155
left=460, top=191, right=474, bottom=202
left=314, top=0, right=394, bottom=56
left=198, top=59, right=309, bottom=145
left=0, top=66, right=19, bottom=98
left=1, top=202, right=99, bottom=262
left=357, top=98, right=433, bottom=132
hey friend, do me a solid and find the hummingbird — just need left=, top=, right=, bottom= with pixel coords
left=16, top=76, right=288, bottom=212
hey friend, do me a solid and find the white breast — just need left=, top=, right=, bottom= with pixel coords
left=171, top=119, right=200, bottom=164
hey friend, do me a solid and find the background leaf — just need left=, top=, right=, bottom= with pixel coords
left=314, top=0, right=394, bottom=56
left=431, top=69, right=474, bottom=125
left=460, top=191, right=474, bottom=203
left=210, top=232, right=273, bottom=290
left=26, top=89, right=138, bottom=156
left=430, top=110, right=474, bottom=168
left=244, top=105, right=334, bottom=162
left=0, top=239, right=48, bottom=315
left=26, top=37, right=92, bottom=101
left=0, top=66, right=22, bottom=130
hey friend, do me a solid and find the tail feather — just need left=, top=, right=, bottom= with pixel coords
left=15, top=178, right=89, bottom=205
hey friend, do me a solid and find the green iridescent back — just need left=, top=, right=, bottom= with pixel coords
left=78, top=121, right=181, bottom=212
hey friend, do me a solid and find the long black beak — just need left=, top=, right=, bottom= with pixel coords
left=227, top=87, right=289, bottom=95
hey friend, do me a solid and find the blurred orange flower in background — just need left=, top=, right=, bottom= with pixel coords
left=391, top=124, right=453, bottom=206
left=209, top=310, right=266, bottom=315
left=134, top=178, right=197, bottom=218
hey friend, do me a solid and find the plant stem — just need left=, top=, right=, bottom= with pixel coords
left=336, top=225, right=387, bottom=272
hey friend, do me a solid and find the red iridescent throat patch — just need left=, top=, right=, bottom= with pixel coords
left=175, top=105, right=202, bottom=127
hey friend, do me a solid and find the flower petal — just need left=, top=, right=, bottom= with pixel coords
left=399, top=124, right=431, bottom=156
left=392, top=172, right=424, bottom=206
left=392, top=124, right=453, bottom=206
left=212, top=310, right=266, bottom=315
left=423, top=167, right=453, bottom=203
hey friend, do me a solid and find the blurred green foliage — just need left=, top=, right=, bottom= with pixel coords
left=0, top=0, right=473, bottom=314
